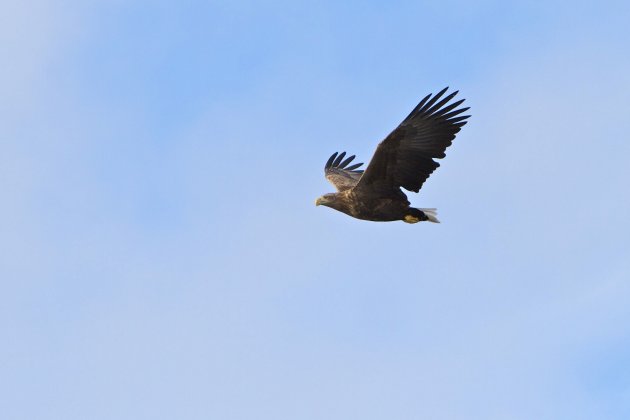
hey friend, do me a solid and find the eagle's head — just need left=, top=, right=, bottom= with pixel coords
left=315, top=193, right=336, bottom=207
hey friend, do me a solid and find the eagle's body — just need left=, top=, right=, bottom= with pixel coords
left=319, top=190, right=420, bottom=222
left=315, top=87, right=470, bottom=223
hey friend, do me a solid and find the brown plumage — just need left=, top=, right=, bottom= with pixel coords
left=315, top=87, right=470, bottom=223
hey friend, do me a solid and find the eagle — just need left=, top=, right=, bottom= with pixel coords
left=315, top=87, right=470, bottom=223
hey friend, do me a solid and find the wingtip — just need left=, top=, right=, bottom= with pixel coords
left=325, top=152, right=338, bottom=169
left=332, top=151, right=346, bottom=167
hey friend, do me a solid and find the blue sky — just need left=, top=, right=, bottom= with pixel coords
left=2, top=1, right=630, bottom=419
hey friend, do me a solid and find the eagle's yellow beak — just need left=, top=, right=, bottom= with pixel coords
left=315, top=197, right=324, bottom=206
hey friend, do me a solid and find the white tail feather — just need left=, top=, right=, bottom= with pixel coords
left=419, top=208, right=440, bottom=223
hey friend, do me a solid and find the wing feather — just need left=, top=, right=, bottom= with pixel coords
left=324, top=151, right=364, bottom=192
left=332, top=152, right=346, bottom=167
left=356, top=88, right=470, bottom=194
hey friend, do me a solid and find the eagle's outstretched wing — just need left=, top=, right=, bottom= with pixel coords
left=324, top=151, right=364, bottom=192
left=355, top=87, right=470, bottom=194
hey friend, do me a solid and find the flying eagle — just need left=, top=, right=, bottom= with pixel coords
left=315, top=87, right=470, bottom=223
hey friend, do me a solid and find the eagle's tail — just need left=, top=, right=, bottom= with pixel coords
left=419, top=208, right=440, bottom=223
